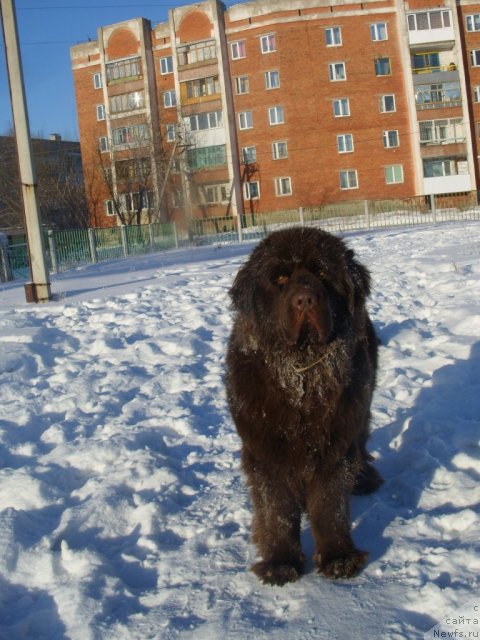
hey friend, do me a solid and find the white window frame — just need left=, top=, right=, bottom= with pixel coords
left=231, top=40, right=246, bottom=60
left=370, top=22, right=388, bottom=41
left=235, top=75, right=249, bottom=94
left=385, top=164, right=404, bottom=184
left=471, top=50, right=480, bottom=67
left=96, top=104, right=105, bottom=121
left=204, top=183, right=230, bottom=204
left=274, top=177, right=292, bottom=197
left=339, top=169, right=358, bottom=190
left=379, top=94, right=396, bottom=113
left=272, top=141, right=288, bottom=160
left=244, top=181, right=260, bottom=199
left=160, top=56, right=173, bottom=75
left=105, top=200, right=115, bottom=216
left=329, top=62, right=346, bottom=81
left=333, top=98, right=350, bottom=117
left=325, top=27, right=342, bottom=47
left=268, top=105, right=285, bottom=125
left=93, top=72, right=103, bottom=89
left=466, top=14, right=480, bottom=31
left=99, top=136, right=108, bottom=153
left=163, top=90, right=177, bottom=108
left=265, top=70, right=280, bottom=90
left=242, top=146, right=256, bottom=163
left=166, top=124, right=176, bottom=142
left=260, top=33, right=276, bottom=54
left=337, top=133, right=354, bottom=153
left=238, top=111, right=253, bottom=130
left=474, top=86, right=480, bottom=103
left=383, top=130, right=399, bottom=148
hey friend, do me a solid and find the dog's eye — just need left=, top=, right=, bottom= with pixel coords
left=275, top=274, right=289, bottom=287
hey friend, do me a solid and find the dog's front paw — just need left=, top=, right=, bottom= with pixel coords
left=252, top=560, right=303, bottom=586
left=316, top=549, right=368, bottom=579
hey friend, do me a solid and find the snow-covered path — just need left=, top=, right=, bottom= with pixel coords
left=0, top=223, right=479, bottom=639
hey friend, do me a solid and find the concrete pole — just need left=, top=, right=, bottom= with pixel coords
left=1, top=0, right=52, bottom=302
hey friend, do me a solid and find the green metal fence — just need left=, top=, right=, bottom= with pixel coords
left=2, top=192, right=480, bottom=283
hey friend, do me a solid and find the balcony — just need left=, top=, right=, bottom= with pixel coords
left=414, top=80, right=461, bottom=110
left=407, top=10, right=455, bottom=49
left=423, top=157, right=471, bottom=194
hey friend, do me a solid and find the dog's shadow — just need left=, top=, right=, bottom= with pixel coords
left=348, top=335, right=480, bottom=568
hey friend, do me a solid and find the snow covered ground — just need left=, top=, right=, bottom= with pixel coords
left=0, top=221, right=479, bottom=640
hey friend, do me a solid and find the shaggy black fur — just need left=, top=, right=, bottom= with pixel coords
left=226, top=227, right=383, bottom=586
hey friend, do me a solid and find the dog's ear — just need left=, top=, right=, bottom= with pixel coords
left=345, top=248, right=371, bottom=313
left=229, top=262, right=256, bottom=315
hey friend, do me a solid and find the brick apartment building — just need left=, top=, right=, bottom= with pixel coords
left=70, top=0, right=480, bottom=227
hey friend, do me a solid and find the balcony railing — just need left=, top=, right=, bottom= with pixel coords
left=412, top=63, right=457, bottom=75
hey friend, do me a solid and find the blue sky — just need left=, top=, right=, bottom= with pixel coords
left=0, top=1, right=238, bottom=141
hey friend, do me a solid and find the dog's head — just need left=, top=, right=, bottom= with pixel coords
left=229, top=227, right=371, bottom=349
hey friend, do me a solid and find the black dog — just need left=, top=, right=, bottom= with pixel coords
left=226, top=227, right=382, bottom=585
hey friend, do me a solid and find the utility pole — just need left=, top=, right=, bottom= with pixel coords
left=0, top=0, right=52, bottom=302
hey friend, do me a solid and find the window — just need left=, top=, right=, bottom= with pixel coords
left=231, top=41, right=246, bottom=59
left=268, top=105, right=285, bottom=125
left=371, top=23, right=388, bottom=41
left=375, top=57, right=391, bottom=76
left=239, top=111, right=253, bottom=130
left=337, top=134, right=354, bottom=153
left=379, top=94, right=396, bottom=112
left=183, top=75, right=220, bottom=99
left=160, top=56, right=173, bottom=75
left=411, top=52, right=440, bottom=73
left=325, top=27, right=342, bottom=46
left=466, top=14, right=480, bottom=31
left=188, top=110, right=223, bottom=131
left=244, top=181, right=260, bottom=199
left=106, top=57, right=141, bottom=84
left=415, top=82, right=461, bottom=108
left=96, top=104, right=105, bottom=121
left=329, top=62, right=346, bottom=81
left=163, top=90, right=177, bottom=108
left=166, top=124, right=176, bottom=142
left=177, top=40, right=216, bottom=66
left=115, top=158, right=151, bottom=183
left=204, top=184, right=230, bottom=204
left=105, top=200, right=115, bottom=216
left=110, top=91, right=144, bottom=113
left=475, top=87, right=480, bottom=103
left=99, top=136, right=108, bottom=153
left=419, top=118, right=465, bottom=144
left=235, top=75, right=249, bottom=94
left=408, top=11, right=450, bottom=31
left=272, top=141, right=288, bottom=159
left=242, top=146, right=256, bottom=163
left=385, top=165, right=404, bottom=184
left=333, top=98, right=350, bottom=117
left=471, top=50, right=480, bottom=67
left=93, top=73, right=103, bottom=89
left=265, top=70, right=280, bottom=89
left=339, top=170, right=358, bottom=190
left=383, top=130, right=399, bottom=148
left=187, top=145, right=227, bottom=169
left=274, top=177, right=292, bottom=196
left=112, top=124, right=148, bottom=146
left=260, top=34, right=276, bottom=53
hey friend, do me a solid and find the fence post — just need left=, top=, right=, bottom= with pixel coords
left=430, top=194, right=437, bottom=224
left=172, top=222, right=179, bottom=249
left=0, top=234, right=12, bottom=282
left=299, top=206, right=305, bottom=226
left=148, top=223, right=155, bottom=251
left=237, top=215, right=243, bottom=243
left=121, top=225, right=129, bottom=257
left=364, top=200, right=370, bottom=229
left=88, top=228, right=98, bottom=264
left=47, top=230, right=58, bottom=274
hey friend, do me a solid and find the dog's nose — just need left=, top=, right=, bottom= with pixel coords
left=292, top=288, right=316, bottom=311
